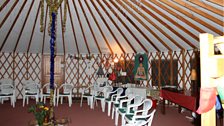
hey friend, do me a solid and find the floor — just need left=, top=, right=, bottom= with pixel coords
left=0, top=99, right=196, bottom=126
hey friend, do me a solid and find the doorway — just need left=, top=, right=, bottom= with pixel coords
left=42, top=55, right=65, bottom=86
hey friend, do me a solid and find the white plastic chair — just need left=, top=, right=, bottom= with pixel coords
left=96, top=77, right=109, bottom=87
left=125, top=109, right=156, bottom=126
left=0, top=78, right=14, bottom=85
left=124, top=99, right=153, bottom=126
left=93, top=86, right=113, bottom=112
left=22, top=80, right=40, bottom=107
left=112, top=88, right=133, bottom=120
left=40, top=83, right=58, bottom=106
left=0, top=78, right=15, bottom=103
left=57, top=83, right=74, bottom=107
left=0, top=84, right=16, bottom=107
left=116, top=95, right=143, bottom=126
left=105, top=87, right=124, bottom=116
left=80, top=85, right=94, bottom=109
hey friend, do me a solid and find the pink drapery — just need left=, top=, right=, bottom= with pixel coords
left=196, top=87, right=217, bottom=114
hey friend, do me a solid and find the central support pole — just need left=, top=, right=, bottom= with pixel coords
left=49, top=12, right=56, bottom=125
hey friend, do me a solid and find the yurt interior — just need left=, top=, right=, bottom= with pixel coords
left=0, top=0, right=223, bottom=126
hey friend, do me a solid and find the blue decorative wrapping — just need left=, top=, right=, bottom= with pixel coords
left=50, top=12, right=56, bottom=90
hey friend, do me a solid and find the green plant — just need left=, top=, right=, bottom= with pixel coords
left=28, top=102, right=49, bottom=126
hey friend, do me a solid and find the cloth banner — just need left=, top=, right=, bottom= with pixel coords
left=109, top=72, right=116, bottom=81
left=196, top=87, right=217, bottom=114
left=133, top=53, right=148, bottom=80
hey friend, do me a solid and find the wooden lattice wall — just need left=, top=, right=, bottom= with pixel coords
left=0, top=50, right=198, bottom=98
left=0, top=52, right=41, bottom=99
left=65, top=50, right=198, bottom=97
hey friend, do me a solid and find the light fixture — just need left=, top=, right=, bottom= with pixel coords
left=214, top=36, right=224, bottom=54
left=40, top=0, right=67, bottom=34
left=114, top=58, right=119, bottom=63
left=191, top=69, right=197, bottom=81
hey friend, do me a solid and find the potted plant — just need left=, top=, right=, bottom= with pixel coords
left=28, top=102, right=49, bottom=126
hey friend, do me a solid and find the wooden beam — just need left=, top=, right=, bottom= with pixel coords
left=90, top=0, right=126, bottom=54
left=123, top=0, right=184, bottom=50
left=169, top=51, right=174, bottom=85
left=83, top=0, right=113, bottom=54
left=96, top=1, right=130, bottom=54
left=0, top=0, right=27, bottom=52
left=14, top=0, right=35, bottom=52
left=0, top=0, right=18, bottom=29
left=0, top=0, right=10, bottom=12
left=146, top=0, right=199, bottom=41
left=78, top=0, right=101, bottom=54
left=181, top=50, right=186, bottom=91
left=136, top=0, right=197, bottom=48
left=71, top=0, right=90, bottom=54
left=114, top=0, right=172, bottom=51
left=60, top=6, right=66, bottom=55
left=67, top=1, right=79, bottom=55
left=100, top=0, right=139, bottom=53
left=189, top=0, right=223, bottom=16
left=41, top=5, right=48, bottom=55
left=27, top=1, right=41, bottom=53
left=108, top=0, right=159, bottom=52
left=158, top=52, right=161, bottom=88
left=151, top=0, right=205, bottom=35
left=208, top=0, right=224, bottom=7
left=160, top=0, right=223, bottom=36
left=173, top=0, right=223, bottom=27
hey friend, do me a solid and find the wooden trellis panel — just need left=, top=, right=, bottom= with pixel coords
left=189, top=50, right=199, bottom=92
left=0, top=52, right=41, bottom=99
left=150, top=52, right=161, bottom=89
left=172, top=51, right=183, bottom=90
left=160, top=52, right=171, bottom=86
left=147, top=52, right=153, bottom=87
left=65, top=54, right=79, bottom=97
left=184, top=50, right=195, bottom=91
left=13, top=53, right=28, bottom=98
left=0, top=51, right=195, bottom=98
left=0, top=52, right=14, bottom=79
left=27, top=53, right=41, bottom=83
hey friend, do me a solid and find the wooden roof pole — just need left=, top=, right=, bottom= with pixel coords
left=100, top=0, right=139, bottom=53
left=0, top=1, right=19, bottom=29
left=83, top=0, right=113, bottom=54
left=71, top=0, right=90, bottom=55
left=41, top=6, right=48, bottom=55
left=113, top=0, right=171, bottom=51
left=208, top=0, right=224, bottom=6
left=78, top=0, right=102, bottom=54
left=189, top=0, right=223, bottom=16
left=135, top=0, right=197, bottom=48
left=123, top=0, right=184, bottom=50
left=60, top=6, right=66, bottom=55
left=146, top=0, right=199, bottom=41
left=0, top=1, right=27, bottom=52
left=14, top=0, right=35, bottom=52
left=27, top=1, right=41, bottom=53
left=90, top=0, right=126, bottom=54
left=160, top=0, right=223, bottom=36
left=173, top=0, right=223, bottom=27
left=0, top=0, right=10, bottom=12
left=67, top=2, right=79, bottom=55
left=150, top=0, right=204, bottom=37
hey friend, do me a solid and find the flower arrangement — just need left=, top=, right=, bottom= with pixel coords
left=28, top=102, right=49, bottom=126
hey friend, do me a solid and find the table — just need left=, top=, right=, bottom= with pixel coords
left=113, top=87, right=146, bottom=98
left=160, top=89, right=197, bottom=114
